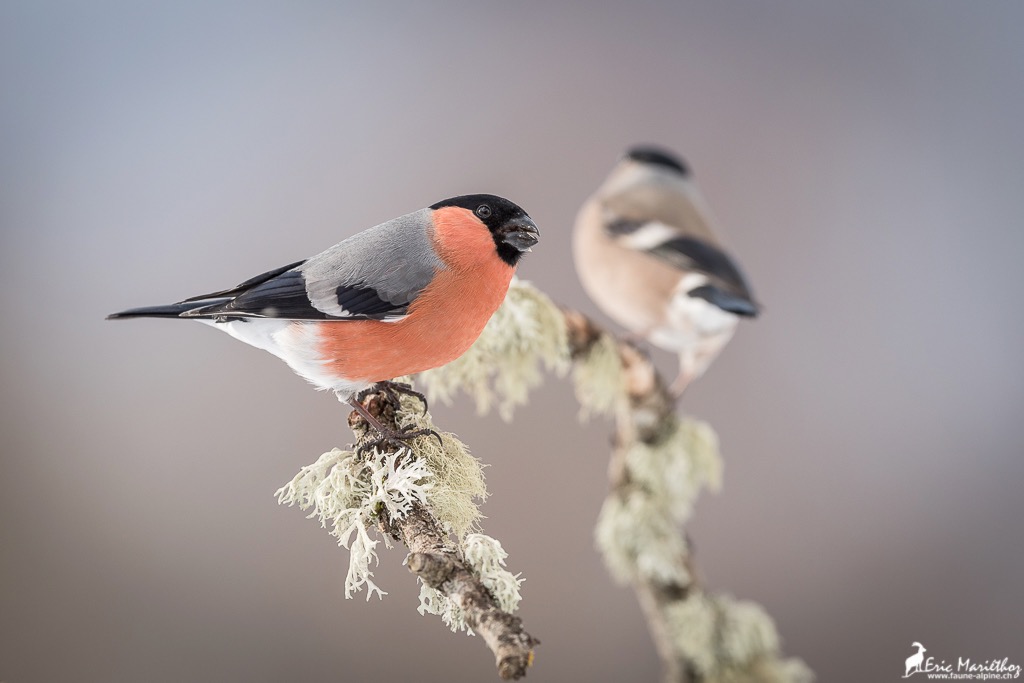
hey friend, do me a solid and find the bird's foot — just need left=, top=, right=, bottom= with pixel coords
left=347, top=396, right=442, bottom=456
left=357, top=424, right=443, bottom=457
left=668, top=370, right=694, bottom=400
left=357, top=380, right=429, bottom=414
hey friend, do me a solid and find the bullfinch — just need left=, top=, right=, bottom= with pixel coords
left=109, top=194, right=540, bottom=443
left=573, top=146, right=758, bottom=395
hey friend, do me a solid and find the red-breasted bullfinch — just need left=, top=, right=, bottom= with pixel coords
left=573, top=146, right=758, bottom=396
left=109, top=194, right=540, bottom=441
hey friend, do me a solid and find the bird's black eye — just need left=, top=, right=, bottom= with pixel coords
left=475, top=204, right=492, bottom=219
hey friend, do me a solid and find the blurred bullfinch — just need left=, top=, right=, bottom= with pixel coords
left=573, top=146, right=757, bottom=395
left=109, top=194, right=540, bottom=440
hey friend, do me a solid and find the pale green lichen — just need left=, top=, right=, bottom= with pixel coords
left=625, top=416, right=723, bottom=525
left=594, top=407, right=809, bottom=679
left=595, top=490, right=691, bottom=587
left=275, top=447, right=432, bottom=600
left=595, top=416, right=722, bottom=586
left=417, top=533, right=524, bottom=634
left=665, top=593, right=814, bottom=683
left=392, top=391, right=487, bottom=539
left=463, top=533, right=524, bottom=614
left=571, top=331, right=626, bottom=419
left=275, top=398, right=489, bottom=600
left=664, top=593, right=718, bottom=675
left=416, top=278, right=570, bottom=420
left=417, top=581, right=466, bottom=633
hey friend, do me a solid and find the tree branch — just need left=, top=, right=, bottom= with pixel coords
left=562, top=306, right=811, bottom=683
left=347, top=392, right=539, bottom=681
left=564, top=309, right=696, bottom=680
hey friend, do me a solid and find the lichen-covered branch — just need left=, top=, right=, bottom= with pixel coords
left=418, top=279, right=812, bottom=683
left=565, top=309, right=811, bottom=683
left=349, top=394, right=539, bottom=680
left=276, top=389, right=537, bottom=680
left=564, top=309, right=699, bottom=680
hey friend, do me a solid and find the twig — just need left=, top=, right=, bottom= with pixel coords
left=347, top=392, right=540, bottom=681
left=564, top=309, right=696, bottom=680
left=562, top=306, right=810, bottom=683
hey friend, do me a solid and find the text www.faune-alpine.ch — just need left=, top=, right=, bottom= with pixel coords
left=904, top=642, right=1021, bottom=680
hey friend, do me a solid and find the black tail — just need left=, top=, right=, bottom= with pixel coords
left=687, top=285, right=760, bottom=318
left=106, top=300, right=226, bottom=320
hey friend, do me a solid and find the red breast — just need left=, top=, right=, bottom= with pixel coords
left=317, top=206, right=514, bottom=382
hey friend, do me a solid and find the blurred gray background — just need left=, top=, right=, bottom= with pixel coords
left=2, top=2, right=1023, bottom=682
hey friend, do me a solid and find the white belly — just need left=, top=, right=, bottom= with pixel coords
left=651, top=274, right=739, bottom=352
left=197, top=318, right=370, bottom=399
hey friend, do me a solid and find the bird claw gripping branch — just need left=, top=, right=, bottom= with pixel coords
left=348, top=388, right=442, bottom=457
left=359, top=380, right=430, bottom=415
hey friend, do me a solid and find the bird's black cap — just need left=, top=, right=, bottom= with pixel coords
left=430, top=194, right=539, bottom=267
left=626, top=146, right=690, bottom=176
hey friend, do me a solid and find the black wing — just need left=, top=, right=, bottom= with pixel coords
left=179, top=260, right=306, bottom=302
left=648, top=237, right=759, bottom=317
left=608, top=218, right=755, bottom=299
left=180, top=263, right=412, bottom=321
left=647, top=237, right=751, bottom=295
left=605, top=219, right=759, bottom=317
